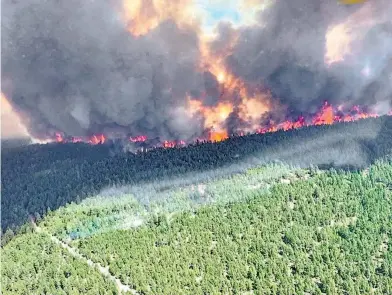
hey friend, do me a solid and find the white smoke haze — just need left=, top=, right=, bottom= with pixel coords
left=1, top=0, right=391, bottom=141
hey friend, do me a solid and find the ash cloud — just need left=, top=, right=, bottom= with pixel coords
left=2, top=0, right=392, bottom=141
left=1, top=0, right=209, bottom=141
left=221, top=0, right=392, bottom=116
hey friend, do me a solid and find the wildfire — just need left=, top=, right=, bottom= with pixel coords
left=120, top=0, right=274, bottom=137
left=162, top=140, right=185, bottom=148
left=54, top=133, right=106, bottom=145
left=313, top=102, right=335, bottom=125
left=209, top=130, right=228, bottom=142
left=325, top=23, right=353, bottom=65
left=89, top=134, right=106, bottom=145
left=48, top=101, right=390, bottom=148
left=256, top=101, right=381, bottom=135
left=189, top=27, right=273, bottom=139
left=55, top=133, right=64, bottom=143
left=3, top=0, right=387, bottom=150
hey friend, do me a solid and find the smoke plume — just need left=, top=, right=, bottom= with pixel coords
left=2, top=0, right=207, bottom=140
left=222, top=0, right=392, bottom=115
left=2, top=0, right=392, bottom=141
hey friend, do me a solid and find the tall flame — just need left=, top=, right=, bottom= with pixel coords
left=120, top=0, right=274, bottom=141
left=2, top=0, right=387, bottom=148
left=191, top=30, right=273, bottom=140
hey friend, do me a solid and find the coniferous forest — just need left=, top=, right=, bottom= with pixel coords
left=1, top=117, right=392, bottom=294
left=2, top=116, right=392, bottom=233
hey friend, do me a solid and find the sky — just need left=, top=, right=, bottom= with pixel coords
left=194, top=0, right=264, bottom=34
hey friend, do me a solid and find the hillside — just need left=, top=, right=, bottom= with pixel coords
left=2, top=158, right=392, bottom=294
left=2, top=116, right=392, bottom=234
left=2, top=117, right=392, bottom=294
left=3, top=0, right=392, bottom=293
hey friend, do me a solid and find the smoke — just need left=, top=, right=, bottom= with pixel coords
left=1, top=94, right=29, bottom=139
left=222, top=0, right=392, bottom=116
left=1, top=0, right=208, bottom=140
left=2, top=0, right=392, bottom=141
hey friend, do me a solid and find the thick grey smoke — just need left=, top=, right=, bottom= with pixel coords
left=1, top=0, right=211, bottom=140
left=221, top=0, right=392, bottom=116
left=2, top=0, right=392, bottom=141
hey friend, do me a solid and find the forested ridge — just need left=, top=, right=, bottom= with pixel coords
left=2, top=116, right=392, bottom=234
left=1, top=115, right=392, bottom=294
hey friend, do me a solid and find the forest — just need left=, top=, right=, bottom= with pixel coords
left=69, top=160, right=392, bottom=294
left=2, top=158, right=391, bottom=294
left=2, top=116, right=392, bottom=235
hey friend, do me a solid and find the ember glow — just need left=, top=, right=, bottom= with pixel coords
left=51, top=101, right=390, bottom=148
left=2, top=0, right=391, bottom=146
left=130, top=135, right=147, bottom=143
left=256, top=102, right=381, bottom=135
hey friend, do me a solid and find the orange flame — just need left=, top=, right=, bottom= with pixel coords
left=188, top=99, right=233, bottom=133
left=162, top=140, right=176, bottom=148
left=120, top=0, right=274, bottom=143
left=89, top=134, right=106, bottom=145
left=121, top=0, right=200, bottom=37
left=5, top=2, right=391, bottom=148
left=188, top=29, right=273, bottom=138
left=313, top=102, right=334, bottom=125
left=209, top=130, right=228, bottom=142
left=49, top=101, right=390, bottom=146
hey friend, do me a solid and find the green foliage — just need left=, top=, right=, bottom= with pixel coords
left=2, top=117, right=392, bottom=294
left=58, top=160, right=391, bottom=294
left=40, top=163, right=304, bottom=240
left=3, top=160, right=392, bottom=294
left=1, top=232, right=118, bottom=295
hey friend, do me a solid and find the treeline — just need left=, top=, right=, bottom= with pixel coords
left=2, top=116, right=392, bottom=233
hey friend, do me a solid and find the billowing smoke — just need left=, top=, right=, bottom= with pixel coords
left=1, top=0, right=208, bottom=140
left=221, top=0, right=392, bottom=116
left=2, top=0, right=392, bottom=142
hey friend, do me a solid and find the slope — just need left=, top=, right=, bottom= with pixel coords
left=2, top=160, right=392, bottom=294
left=2, top=116, right=392, bottom=235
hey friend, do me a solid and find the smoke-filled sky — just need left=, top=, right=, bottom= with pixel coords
left=1, top=93, right=29, bottom=138
left=2, top=0, right=391, bottom=141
